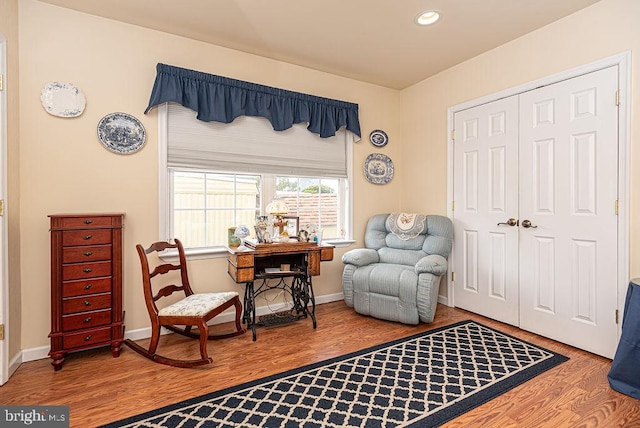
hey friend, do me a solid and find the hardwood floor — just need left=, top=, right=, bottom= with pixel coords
left=2, top=302, right=639, bottom=427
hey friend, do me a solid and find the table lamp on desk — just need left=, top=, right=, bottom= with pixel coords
left=266, top=198, right=289, bottom=238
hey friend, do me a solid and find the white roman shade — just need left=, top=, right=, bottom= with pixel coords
left=167, top=103, right=353, bottom=177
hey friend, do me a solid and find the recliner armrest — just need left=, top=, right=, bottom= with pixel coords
left=342, top=248, right=380, bottom=267
left=415, top=254, right=448, bottom=275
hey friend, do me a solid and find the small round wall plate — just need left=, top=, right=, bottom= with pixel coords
left=40, top=82, right=86, bottom=118
left=97, top=112, right=146, bottom=154
left=369, top=129, right=389, bottom=147
left=364, top=153, right=394, bottom=184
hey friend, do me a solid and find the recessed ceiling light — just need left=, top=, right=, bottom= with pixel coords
left=415, top=10, right=441, bottom=26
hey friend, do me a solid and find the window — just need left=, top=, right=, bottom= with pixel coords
left=160, top=104, right=353, bottom=253
left=169, top=172, right=346, bottom=249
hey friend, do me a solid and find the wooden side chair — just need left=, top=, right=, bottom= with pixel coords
left=124, top=239, right=246, bottom=368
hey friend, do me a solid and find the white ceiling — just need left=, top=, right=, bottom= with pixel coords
left=38, top=0, right=601, bottom=89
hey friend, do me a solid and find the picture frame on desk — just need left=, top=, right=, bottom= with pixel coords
left=283, top=215, right=299, bottom=239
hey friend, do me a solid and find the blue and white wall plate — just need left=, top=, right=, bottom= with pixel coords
left=369, top=129, right=389, bottom=147
left=97, top=112, right=146, bottom=154
left=364, top=153, right=394, bottom=184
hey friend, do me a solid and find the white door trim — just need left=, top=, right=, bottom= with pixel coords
left=0, top=36, right=9, bottom=385
left=446, top=51, right=631, bottom=340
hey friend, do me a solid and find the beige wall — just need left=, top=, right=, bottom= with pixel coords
left=0, top=0, right=22, bottom=362
left=18, top=0, right=400, bottom=349
left=400, top=0, right=639, bottom=295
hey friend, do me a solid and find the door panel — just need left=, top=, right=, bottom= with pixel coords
left=518, top=66, right=619, bottom=358
left=453, top=96, right=519, bottom=326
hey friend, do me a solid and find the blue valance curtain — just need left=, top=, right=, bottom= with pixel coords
left=145, top=63, right=361, bottom=139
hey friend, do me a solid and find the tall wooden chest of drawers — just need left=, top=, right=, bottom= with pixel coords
left=48, top=213, right=125, bottom=370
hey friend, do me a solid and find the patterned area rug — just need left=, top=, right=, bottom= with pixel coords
left=102, top=320, right=568, bottom=428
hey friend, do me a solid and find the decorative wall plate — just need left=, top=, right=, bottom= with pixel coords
left=97, top=112, right=146, bottom=154
left=40, top=82, right=86, bottom=118
left=364, top=153, right=394, bottom=184
left=369, top=129, right=389, bottom=147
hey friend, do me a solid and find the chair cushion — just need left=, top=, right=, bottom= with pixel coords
left=158, top=291, right=238, bottom=317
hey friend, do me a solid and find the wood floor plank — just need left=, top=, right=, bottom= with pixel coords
left=1, top=302, right=637, bottom=427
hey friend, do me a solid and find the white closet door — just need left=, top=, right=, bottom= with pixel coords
left=453, top=96, right=520, bottom=326
left=518, top=66, right=619, bottom=358
left=452, top=65, right=620, bottom=358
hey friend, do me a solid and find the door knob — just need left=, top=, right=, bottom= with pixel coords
left=497, top=218, right=518, bottom=227
left=521, top=219, right=538, bottom=228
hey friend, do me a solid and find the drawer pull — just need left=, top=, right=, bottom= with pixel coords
left=84, top=300, right=91, bottom=306
left=83, top=234, right=92, bottom=240
left=84, top=284, right=92, bottom=290
left=84, top=335, right=92, bottom=341
left=84, top=317, right=92, bottom=323
left=83, top=251, right=93, bottom=256
left=84, top=219, right=93, bottom=224
left=83, top=268, right=92, bottom=273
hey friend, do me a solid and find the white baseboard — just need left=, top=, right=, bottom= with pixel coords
left=19, top=345, right=50, bottom=364
left=19, top=292, right=346, bottom=363
left=8, top=351, right=23, bottom=377
left=438, top=294, right=449, bottom=306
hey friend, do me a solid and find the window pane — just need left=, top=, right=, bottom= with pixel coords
left=174, top=210, right=205, bottom=248
left=205, top=174, right=236, bottom=209
left=174, top=172, right=205, bottom=209
left=276, top=176, right=341, bottom=239
left=206, top=209, right=235, bottom=247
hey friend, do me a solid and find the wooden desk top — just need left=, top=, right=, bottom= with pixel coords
left=228, top=240, right=333, bottom=256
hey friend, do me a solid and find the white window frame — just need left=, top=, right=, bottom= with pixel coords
left=158, top=103, right=354, bottom=260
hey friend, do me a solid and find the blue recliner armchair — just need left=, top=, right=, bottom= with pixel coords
left=342, top=213, right=453, bottom=324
